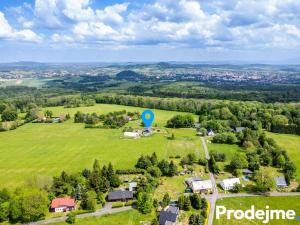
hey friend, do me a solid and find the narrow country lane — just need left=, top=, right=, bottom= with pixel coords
left=25, top=204, right=132, bottom=225
left=200, top=137, right=218, bottom=225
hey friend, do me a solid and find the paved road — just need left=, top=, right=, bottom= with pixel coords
left=200, top=137, right=218, bottom=225
left=25, top=203, right=132, bottom=225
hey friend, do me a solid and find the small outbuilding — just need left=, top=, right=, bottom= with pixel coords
left=275, top=176, right=288, bottom=188
left=107, top=190, right=133, bottom=202
left=220, top=178, right=241, bottom=191
left=51, top=197, right=75, bottom=213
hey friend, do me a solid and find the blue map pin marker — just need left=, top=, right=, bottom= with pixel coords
left=141, top=110, right=154, bottom=127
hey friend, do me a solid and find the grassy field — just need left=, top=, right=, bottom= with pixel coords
left=51, top=210, right=154, bottom=225
left=267, top=132, right=300, bottom=182
left=0, top=104, right=202, bottom=188
left=213, top=196, right=300, bottom=225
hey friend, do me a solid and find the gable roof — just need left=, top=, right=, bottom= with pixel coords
left=221, top=178, right=240, bottom=187
left=51, top=197, right=75, bottom=209
left=234, top=127, right=246, bottom=132
left=275, top=176, right=287, bottom=187
left=159, top=206, right=179, bottom=225
left=191, top=180, right=213, bottom=191
left=108, top=190, right=133, bottom=201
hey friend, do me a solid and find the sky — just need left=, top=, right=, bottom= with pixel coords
left=0, top=0, right=300, bottom=63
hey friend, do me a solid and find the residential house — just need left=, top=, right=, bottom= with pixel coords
left=206, top=128, right=215, bottom=136
left=107, top=190, right=133, bottom=202
left=191, top=180, right=213, bottom=194
left=50, top=197, right=75, bottom=213
left=275, top=176, right=288, bottom=188
left=220, top=178, right=241, bottom=191
left=159, top=206, right=179, bottom=225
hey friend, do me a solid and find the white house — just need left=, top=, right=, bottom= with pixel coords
left=191, top=180, right=213, bottom=194
left=220, top=178, right=240, bottom=191
left=124, top=131, right=140, bottom=138
left=206, top=128, right=215, bottom=136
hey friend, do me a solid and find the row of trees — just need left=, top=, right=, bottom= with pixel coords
left=94, top=94, right=300, bottom=135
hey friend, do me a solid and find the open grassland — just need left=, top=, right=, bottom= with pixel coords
left=213, top=196, right=300, bottom=225
left=267, top=132, right=300, bottom=182
left=0, top=104, right=202, bottom=188
left=51, top=210, right=154, bottom=225
left=207, top=142, right=244, bottom=160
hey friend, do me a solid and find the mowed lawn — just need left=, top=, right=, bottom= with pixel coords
left=0, top=104, right=202, bottom=188
left=267, top=132, right=300, bottom=182
left=52, top=210, right=154, bottom=225
left=213, top=196, right=300, bottom=225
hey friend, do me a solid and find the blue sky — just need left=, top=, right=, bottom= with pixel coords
left=0, top=0, right=300, bottom=63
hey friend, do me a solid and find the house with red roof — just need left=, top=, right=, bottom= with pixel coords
left=51, top=197, right=76, bottom=213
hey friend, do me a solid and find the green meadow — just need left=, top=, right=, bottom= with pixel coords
left=213, top=196, right=300, bottom=225
left=267, top=132, right=300, bottom=182
left=0, top=104, right=202, bottom=188
left=51, top=210, right=154, bottom=225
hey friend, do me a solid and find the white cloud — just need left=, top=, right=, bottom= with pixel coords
left=0, top=11, right=41, bottom=42
left=2, top=0, right=300, bottom=50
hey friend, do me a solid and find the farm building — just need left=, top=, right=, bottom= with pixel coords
left=159, top=206, right=179, bottom=225
left=275, top=176, right=288, bottom=188
left=124, top=131, right=140, bottom=138
left=50, top=197, right=75, bottom=213
left=220, top=178, right=241, bottom=191
left=191, top=180, right=213, bottom=194
left=108, top=190, right=133, bottom=202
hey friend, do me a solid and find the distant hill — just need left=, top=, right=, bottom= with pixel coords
left=115, top=70, right=145, bottom=81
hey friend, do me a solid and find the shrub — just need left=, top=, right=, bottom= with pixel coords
left=112, top=202, right=124, bottom=208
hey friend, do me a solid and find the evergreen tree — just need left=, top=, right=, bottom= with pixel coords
left=178, top=195, right=185, bottom=210
left=190, top=193, right=201, bottom=210
left=183, top=196, right=191, bottom=211
left=161, top=193, right=171, bottom=208
left=168, top=161, right=177, bottom=176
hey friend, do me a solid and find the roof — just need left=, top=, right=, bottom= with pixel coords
left=206, top=128, right=213, bottom=132
left=159, top=206, right=179, bottom=225
left=243, top=169, right=253, bottom=174
left=234, top=127, right=246, bottom=132
left=166, top=206, right=179, bottom=214
left=108, top=190, right=133, bottom=201
left=185, top=177, right=201, bottom=186
left=221, top=178, right=240, bottom=187
left=191, top=180, right=213, bottom=191
left=275, top=176, right=287, bottom=187
left=124, top=132, right=139, bottom=137
left=51, top=197, right=75, bottom=209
